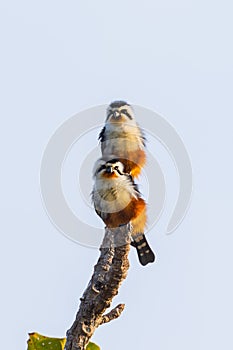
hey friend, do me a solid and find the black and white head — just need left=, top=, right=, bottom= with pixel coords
left=93, top=158, right=125, bottom=179
left=106, top=101, right=135, bottom=124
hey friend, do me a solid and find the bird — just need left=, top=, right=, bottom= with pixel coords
left=92, top=158, right=155, bottom=266
left=99, top=101, right=146, bottom=178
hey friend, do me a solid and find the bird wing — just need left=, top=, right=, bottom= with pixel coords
left=98, top=127, right=106, bottom=142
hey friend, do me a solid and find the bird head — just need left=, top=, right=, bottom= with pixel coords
left=93, top=158, right=125, bottom=179
left=106, top=101, right=135, bottom=124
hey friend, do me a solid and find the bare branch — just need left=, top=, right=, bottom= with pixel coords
left=99, top=304, right=125, bottom=325
left=65, top=225, right=131, bottom=350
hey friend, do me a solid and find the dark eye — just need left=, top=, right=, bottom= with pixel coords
left=114, top=166, right=119, bottom=170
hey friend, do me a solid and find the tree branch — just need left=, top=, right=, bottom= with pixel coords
left=99, top=304, right=125, bottom=325
left=65, top=225, right=131, bottom=350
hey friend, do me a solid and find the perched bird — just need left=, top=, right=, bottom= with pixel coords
left=99, top=101, right=146, bottom=178
left=92, top=158, right=155, bottom=266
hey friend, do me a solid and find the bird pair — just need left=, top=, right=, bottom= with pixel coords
left=92, top=101, right=155, bottom=266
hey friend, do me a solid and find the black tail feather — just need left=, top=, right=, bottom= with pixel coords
left=132, top=234, right=155, bottom=266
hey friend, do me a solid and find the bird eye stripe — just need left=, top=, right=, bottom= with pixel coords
left=115, top=168, right=124, bottom=176
left=120, top=110, right=133, bottom=120
left=97, top=165, right=106, bottom=173
left=107, top=109, right=132, bottom=120
left=106, top=111, right=113, bottom=119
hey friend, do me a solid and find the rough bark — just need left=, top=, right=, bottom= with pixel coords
left=65, top=225, right=131, bottom=350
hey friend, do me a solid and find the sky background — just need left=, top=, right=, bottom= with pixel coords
left=0, top=1, right=233, bottom=349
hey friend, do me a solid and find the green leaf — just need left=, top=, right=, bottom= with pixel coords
left=86, top=342, right=100, bottom=350
left=27, top=333, right=66, bottom=350
left=27, top=332, right=100, bottom=350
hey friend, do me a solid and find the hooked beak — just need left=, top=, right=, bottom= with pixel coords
left=113, top=110, right=121, bottom=118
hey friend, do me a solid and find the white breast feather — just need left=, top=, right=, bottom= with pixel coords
left=102, top=122, right=144, bottom=155
left=93, top=175, right=138, bottom=216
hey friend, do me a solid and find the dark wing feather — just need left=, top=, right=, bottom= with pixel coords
left=95, top=208, right=102, bottom=218
left=138, top=124, right=146, bottom=146
left=127, top=174, right=141, bottom=197
left=98, top=127, right=106, bottom=142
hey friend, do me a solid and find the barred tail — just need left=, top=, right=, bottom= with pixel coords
left=132, top=234, right=155, bottom=266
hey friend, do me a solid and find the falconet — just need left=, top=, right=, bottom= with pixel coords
left=99, top=101, right=146, bottom=178
left=92, top=158, right=155, bottom=266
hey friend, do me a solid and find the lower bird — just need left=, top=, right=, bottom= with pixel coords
left=92, top=158, right=155, bottom=266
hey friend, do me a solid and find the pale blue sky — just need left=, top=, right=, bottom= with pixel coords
left=0, top=1, right=233, bottom=349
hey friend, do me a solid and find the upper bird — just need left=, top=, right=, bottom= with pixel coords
left=99, top=101, right=146, bottom=178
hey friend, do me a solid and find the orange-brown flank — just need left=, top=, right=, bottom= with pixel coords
left=101, top=197, right=146, bottom=233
